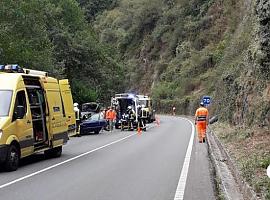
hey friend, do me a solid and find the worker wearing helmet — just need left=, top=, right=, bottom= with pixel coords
left=127, top=105, right=135, bottom=130
left=195, top=102, right=209, bottom=143
left=139, top=105, right=147, bottom=131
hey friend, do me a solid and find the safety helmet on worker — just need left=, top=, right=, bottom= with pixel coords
left=74, top=102, right=79, bottom=107
left=200, top=102, right=204, bottom=107
left=127, top=106, right=132, bottom=109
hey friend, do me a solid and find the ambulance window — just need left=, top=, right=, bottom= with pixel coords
left=0, top=90, right=13, bottom=117
left=13, top=91, right=27, bottom=121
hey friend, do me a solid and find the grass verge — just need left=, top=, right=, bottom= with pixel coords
left=211, top=123, right=270, bottom=199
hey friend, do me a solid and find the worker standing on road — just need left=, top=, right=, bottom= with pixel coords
left=100, top=108, right=106, bottom=119
left=172, top=106, right=176, bottom=116
left=137, top=105, right=146, bottom=132
left=127, top=106, right=136, bottom=130
left=106, top=107, right=116, bottom=132
left=74, top=103, right=81, bottom=133
left=195, top=102, right=209, bottom=143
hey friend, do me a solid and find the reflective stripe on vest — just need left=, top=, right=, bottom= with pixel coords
left=197, top=115, right=207, bottom=121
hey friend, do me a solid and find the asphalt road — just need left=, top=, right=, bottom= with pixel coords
left=0, top=116, right=215, bottom=200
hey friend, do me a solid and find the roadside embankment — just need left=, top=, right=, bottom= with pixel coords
left=208, top=123, right=270, bottom=200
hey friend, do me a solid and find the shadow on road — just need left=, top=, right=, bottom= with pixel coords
left=0, top=153, right=55, bottom=173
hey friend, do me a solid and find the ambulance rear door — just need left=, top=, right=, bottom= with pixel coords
left=59, top=79, right=76, bottom=137
left=45, top=81, right=68, bottom=147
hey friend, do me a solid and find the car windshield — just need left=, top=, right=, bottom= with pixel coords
left=118, top=99, right=135, bottom=113
left=0, top=90, right=13, bottom=117
left=82, top=103, right=98, bottom=112
left=139, top=100, right=149, bottom=107
left=90, top=114, right=100, bottom=121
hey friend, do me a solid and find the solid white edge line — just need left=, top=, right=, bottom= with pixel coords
left=173, top=118, right=195, bottom=200
left=0, top=133, right=137, bottom=190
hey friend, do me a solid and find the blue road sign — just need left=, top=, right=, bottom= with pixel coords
left=202, top=96, right=211, bottom=106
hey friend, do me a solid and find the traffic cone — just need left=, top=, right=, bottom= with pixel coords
left=156, top=116, right=160, bottom=127
left=137, top=126, right=142, bottom=135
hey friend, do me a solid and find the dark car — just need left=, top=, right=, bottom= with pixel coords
left=81, top=102, right=100, bottom=120
left=80, top=113, right=107, bottom=135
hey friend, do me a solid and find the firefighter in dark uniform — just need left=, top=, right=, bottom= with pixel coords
left=127, top=106, right=135, bottom=130
left=138, top=105, right=147, bottom=131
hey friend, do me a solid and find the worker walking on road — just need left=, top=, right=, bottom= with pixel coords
left=74, top=103, right=81, bottom=133
left=172, top=106, right=176, bottom=116
left=106, top=107, right=116, bottom=132
left=195, top=102, right=209, bottom=143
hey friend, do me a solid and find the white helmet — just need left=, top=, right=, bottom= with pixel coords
left=127, top=106, right=132, bottom=109
left=74, top=103, right=79, bottom=107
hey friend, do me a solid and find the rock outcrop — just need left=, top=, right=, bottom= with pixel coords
left=256, top=0, right=270, bottom=80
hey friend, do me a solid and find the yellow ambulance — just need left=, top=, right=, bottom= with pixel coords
left=0, top=65, right=76, bottom=171
left=137, top=95, right=156, bottom=123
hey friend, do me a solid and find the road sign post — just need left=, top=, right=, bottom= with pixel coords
left=202, top=96, right=211, bottom=107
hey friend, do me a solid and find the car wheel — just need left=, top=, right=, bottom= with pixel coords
left=5, top=144, right=20, bottom=171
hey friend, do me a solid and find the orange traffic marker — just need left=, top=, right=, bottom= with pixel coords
left=156, top=116, right=160, bottom=127
left=137, top=126, right=142, bottom=135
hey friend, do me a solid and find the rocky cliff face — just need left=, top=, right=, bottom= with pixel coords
left=257, top=0, right=270, bottom=80
left=224, top=0, right=270, bottom=128
left=94, top=0, right=270, bottom=129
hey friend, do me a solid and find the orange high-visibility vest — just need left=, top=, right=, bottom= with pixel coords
left=106, top=110, right=116, bottom=120
left=195, top=107, right=209, bottom=122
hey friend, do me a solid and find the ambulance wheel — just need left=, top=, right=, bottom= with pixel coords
left=45, top=146, right=62, bottom=158
left=5, top=145, right=19, bottom=171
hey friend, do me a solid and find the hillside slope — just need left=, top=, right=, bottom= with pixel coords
left=94, top=0, right=269, bottom=128
left=94, top=0, right=270, bottom=198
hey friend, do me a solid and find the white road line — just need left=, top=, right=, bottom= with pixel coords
left=174, top=118, right=195, bottom=200
left=0, top=133, right=137, bottom=190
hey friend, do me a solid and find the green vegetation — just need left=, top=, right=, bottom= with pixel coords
left=0, top=0, right=269, bottom=197
left=0, top=0, right=124, bottom=104
left=77, top=0, right=118, bottom=22
left=1, top=0, right=268, bottom=125
left=213, top=123, right=270, bottom=199
left=93, top=0, right=269, bottom=197
left=94, top=0, right=269, bottom=129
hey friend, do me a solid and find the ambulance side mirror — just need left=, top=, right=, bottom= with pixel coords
left=15, top=106, right=25, bottom=119
left=209, top=115, right=218, bottom=125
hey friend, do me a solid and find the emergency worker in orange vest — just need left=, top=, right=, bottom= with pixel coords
left=106, top=107, right=117, bottom=132
left=195, top=102, right=209, bottom=143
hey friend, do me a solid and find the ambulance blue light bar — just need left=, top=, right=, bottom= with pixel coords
left=5, top=64, right=19, bottom=71
left=128, top=93, right=135, bottom=98
left=12, top=64, right=19, bottom=70
left=0, top=64, right=24, bottom=73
